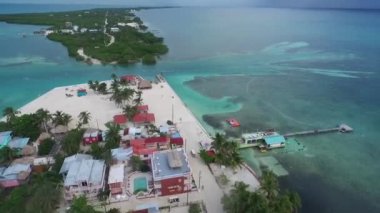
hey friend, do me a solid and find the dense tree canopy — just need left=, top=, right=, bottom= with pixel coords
left=222, top=171, right=301, bottom=213
left=0, top=9, right=168, bottom=65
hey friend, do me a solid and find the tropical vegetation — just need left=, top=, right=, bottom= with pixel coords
left=0, top=8, right=169, bottom=65
left=211, top=133, right=243, bottom=169
left=38, top=138, right=55, bottom=156
left=222, top=171, right=301, bottom=213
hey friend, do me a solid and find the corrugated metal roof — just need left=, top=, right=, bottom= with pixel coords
left=0, top=163, right=30, bottom=180
left=59, top=154, right=92, bottom=174
left=63, top=159, right=105, bottom=186
left=151, top=149, right=191, bottom=181
left=8, top=138, right=29, bottom=149
left=111, top=147, right=133, bottom=161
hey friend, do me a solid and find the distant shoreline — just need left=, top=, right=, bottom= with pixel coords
left=0, top=8, right=169, bottom=66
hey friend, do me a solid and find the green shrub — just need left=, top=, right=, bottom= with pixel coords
left=38, top=138, right=55, bottom=156
left=142, top=54, right=156, bottom=65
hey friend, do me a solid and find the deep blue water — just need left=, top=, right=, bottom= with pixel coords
left=1, top=5, right=380, bottom=213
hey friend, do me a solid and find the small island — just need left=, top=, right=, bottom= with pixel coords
left=0, top=8, right=169, bottom=65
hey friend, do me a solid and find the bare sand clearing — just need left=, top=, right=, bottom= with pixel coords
left=77, top=48, right=102, bottom=65
left=18, top=80, right=260, bottom=211
left=19, top=82, right=118, bottom=129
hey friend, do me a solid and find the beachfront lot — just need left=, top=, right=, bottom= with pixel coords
left=19, top=80, right=260, bottom=212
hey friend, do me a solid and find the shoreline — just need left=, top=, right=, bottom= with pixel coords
left=15, top=79, right=260, bottom=211
left=77, top=48, right=102, bottom=65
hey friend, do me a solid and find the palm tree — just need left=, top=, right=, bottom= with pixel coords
left=62, top=114, right=72, bottom=127
left=260, top=170, right=279, bottom=202
left=52, top=111, right=64, bottom=127
left=3, top=107, right=19, bottom=123
left=78, top=111, right=91, bottom=127
left=111, top=73, right=118, bottom=81
left=110, top=78, right=120, bottom=93
left=110, top=88, right=123, bottom=107
left=123, top=105, right=138, bottom=121
left=88, top=80, right=96, bottom=92
left=94, top=80, right=100, bottom=93
left=104, top=122, right=121, bottom=149
left=121, top=88, right=135, bottom=106
left=212, top=133, right=226, bottom=151
left=133, top=90, right=143, bottom=106
left=52, top=111, right=71, bottom=127
left=26, top=180, right=61, bottom=213
left=286, top=191, right=302, bottom=213
left=35, top=108, right=51, bottom=133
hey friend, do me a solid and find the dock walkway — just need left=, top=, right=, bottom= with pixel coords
left=284, top=124, right=353, bottom=138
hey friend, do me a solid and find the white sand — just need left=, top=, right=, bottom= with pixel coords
left=18, top=81, right=260, bottom=212
left=77, top=48, right=102, bottom=65
left=19, top=82, right=118, bottom=130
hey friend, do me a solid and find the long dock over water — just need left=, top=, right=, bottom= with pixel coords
left=284, top=124, right=353, bottom=138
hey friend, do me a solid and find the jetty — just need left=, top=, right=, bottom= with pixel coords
left=284, top=124, right=353, bottom=138
left=239, top=124, right=353, bottom=150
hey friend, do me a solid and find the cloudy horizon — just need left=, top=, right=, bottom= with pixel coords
left=0, top=0, right=380, bottom=9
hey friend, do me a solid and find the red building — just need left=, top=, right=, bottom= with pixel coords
left=82, top=129, right=102, bottom=145
left=113, top=114, right=128, bottom=125
left=136, top=105, right=149, bottom=113
left=151, top=149, right=191, bottom=196
left=131, top=137, right=170, bottom=160
left=113, top=112, right=155, bottom=126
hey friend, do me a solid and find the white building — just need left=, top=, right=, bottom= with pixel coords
left=110, top=27, right=120, bottom=33
left=126, top=22, right=139, bottom=29
left=108, top=164, right=125, bottom=196
left=59, top=154, right=106, bottom=202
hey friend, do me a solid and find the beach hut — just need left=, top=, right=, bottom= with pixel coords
left=120, top=75, right=137, bottom=85
left=263, top=135, right=286, bottom=149
left=138, top=80, right=152, bottom=89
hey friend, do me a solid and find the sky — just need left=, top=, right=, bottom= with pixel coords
left=0, top=0, right=380, bottom=9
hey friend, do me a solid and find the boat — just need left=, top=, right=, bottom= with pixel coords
left=226, top=118, right=240, bottom=127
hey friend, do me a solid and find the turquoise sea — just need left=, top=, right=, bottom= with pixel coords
left=1, top=5, right=380, bottom=212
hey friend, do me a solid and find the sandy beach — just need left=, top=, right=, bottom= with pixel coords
left=77, top=48, right=102, bottom=65
left=18, top=80, right=260, bottom=212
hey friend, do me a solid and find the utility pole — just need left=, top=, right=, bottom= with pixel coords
left=198, top=170, right=202, bottom=190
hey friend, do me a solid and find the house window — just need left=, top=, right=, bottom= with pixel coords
left=144, top=154, right=149, bottom=158
left=82, top=181, right=88, bottom=187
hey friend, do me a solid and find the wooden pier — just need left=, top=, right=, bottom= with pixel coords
left=284, top=124, right=353, bottom=138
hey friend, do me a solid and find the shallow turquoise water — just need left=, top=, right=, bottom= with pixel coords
left=1, top=7, right=380, bottom=212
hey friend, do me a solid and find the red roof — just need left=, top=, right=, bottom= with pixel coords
left=130, top=138, right=145, bottom=147
left=145, top=136, right=168, bottom=144
left=120, top=75, right=136, bottom=82
left=170, top=137, right=184, bottom=146
left=137, top=105, right=149, bottom=112
left=133, top=113, right=155, bottom=124
left=133, top=147, right=156, bottom=155
left=113, top=114, right=127, bottom=124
